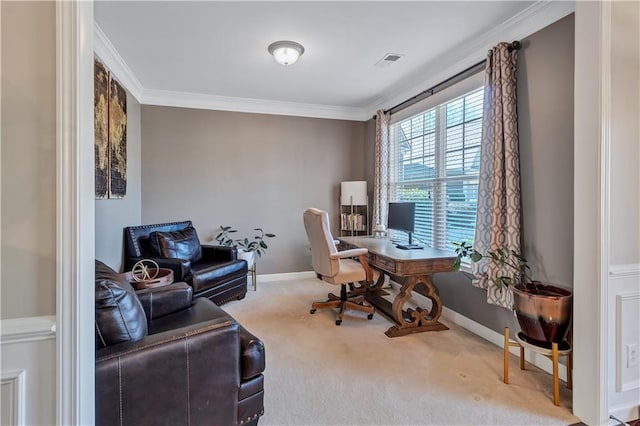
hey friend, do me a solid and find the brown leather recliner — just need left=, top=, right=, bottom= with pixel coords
left=123, top=220, right=248, bottom=305
left=95, top=260, right=265, bottom=426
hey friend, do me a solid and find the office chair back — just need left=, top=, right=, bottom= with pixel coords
left=303, top=208, right=339, bottom=278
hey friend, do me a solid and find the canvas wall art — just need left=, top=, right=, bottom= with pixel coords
left=94, top=58, right=127, bottom=199
left=108, top=75, right=127, bottom=198
left=94, top=60, right=109, bottom=199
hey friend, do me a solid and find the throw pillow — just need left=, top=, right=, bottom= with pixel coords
left=95, top=260, right=148, bottom=349
left=148, top=226, right=203, bottom=263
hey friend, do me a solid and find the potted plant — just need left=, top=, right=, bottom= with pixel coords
left=453, top=241, right=572, bottom=346
left=214, top=226, right=276, bottom=268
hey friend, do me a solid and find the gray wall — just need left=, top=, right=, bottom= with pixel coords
left=140, top=107, right=365, bottom=274
left=1, top=1, right=56, bottom=319
left=95, top=91, right=142, bottom=272
left=365, top=15, right=576, bottom=334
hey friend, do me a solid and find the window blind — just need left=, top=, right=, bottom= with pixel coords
left=388, top=87, right=483, bottom=251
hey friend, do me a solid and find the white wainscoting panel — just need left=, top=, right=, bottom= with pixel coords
left=1, top=316, right=56, bottom=426
left=616, top=292, right=640, bottom=392
left=608, top=264, right=640, bottom=421
left=1, top=369, right=26, bottom=426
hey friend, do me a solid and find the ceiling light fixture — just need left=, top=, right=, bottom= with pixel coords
left=267, top=40, right=305, bottom=66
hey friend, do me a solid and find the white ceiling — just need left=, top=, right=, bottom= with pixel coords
left=94, top=1, right=571, bottom=120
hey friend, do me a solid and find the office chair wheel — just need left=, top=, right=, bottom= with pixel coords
left=310, top=309, right=316, bottom=314
left=367, top=314, right=374, bottom=320
left=335, top=319, right=342, bottom=326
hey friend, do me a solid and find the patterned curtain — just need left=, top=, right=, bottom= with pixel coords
left=373, top=110, right=390, bottom=229
left=472, top=43, right=521, bottom=309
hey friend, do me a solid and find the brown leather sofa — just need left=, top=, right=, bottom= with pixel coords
left=124, top=220, right=248, bottom=305
left=95, top=260, right=265, bottom=426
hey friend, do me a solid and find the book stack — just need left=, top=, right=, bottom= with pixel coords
left=341, top=213, right=365, bottom=231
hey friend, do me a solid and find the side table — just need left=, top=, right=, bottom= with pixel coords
left=503, top=326, right=572, bottom=406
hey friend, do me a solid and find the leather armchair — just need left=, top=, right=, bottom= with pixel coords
left=124, top=220, right=248, bottom=305
left=95, top=260, right=265, bottom=426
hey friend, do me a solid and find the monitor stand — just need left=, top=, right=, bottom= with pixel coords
left=395, top=243, right=423, bottom=250
left=395, top=232, right=423, bottom=250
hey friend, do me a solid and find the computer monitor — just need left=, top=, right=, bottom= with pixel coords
left=388, top=202, right=421, bottom=249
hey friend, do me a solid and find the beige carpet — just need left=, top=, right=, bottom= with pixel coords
left=224, top=277, right=580, bottom=426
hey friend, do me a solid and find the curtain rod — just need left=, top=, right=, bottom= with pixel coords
left=375, top=40, right=521, bottom=119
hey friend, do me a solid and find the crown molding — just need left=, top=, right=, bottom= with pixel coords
left=94, top=23, right=144, bottom=102
left=93, top=0, right=573, bottom=122
left=141, top=89, right=369, bottom=121
left=365, top=0, right=575, bottom=116
left=93, top=21, right=367, bottom=120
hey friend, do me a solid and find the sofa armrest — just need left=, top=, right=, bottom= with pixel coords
left=238, top=325, right=265, bottom=380
left=136, top=282, right=193, bottom=322
left=201, top=244, right=237, bottom=261
left=96, top=315, right=241, bottom=426
left=126, top=256, right=191, bottom=282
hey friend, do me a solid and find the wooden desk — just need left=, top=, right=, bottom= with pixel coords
left=339, top=236, right=457, bottom=337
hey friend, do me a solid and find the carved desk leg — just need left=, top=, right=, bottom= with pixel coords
left=385, top=274, right=449, bottom=337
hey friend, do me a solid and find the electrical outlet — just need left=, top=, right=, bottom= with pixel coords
left=627, top=343, right=638, bottom=368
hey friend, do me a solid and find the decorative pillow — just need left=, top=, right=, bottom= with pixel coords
left=95, top=260, right=148, bottom=349
left=148, top=226, right=203, bottom=263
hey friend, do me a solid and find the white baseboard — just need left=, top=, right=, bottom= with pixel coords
left=257, top=271, right=316, bottom=283
left=609, top=403, right=639, bottom=425
left=441, top=307, right=569, bottom=382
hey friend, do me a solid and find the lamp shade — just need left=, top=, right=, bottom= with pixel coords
left=340, top=181, right=367, bottom=206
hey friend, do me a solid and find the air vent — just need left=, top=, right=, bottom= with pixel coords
left=375, top=53, right=404, bottom=68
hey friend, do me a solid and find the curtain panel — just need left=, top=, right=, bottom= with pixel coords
left=373, top=110, right=391, bottom=230
left=472, top=42, right=522, bottom=309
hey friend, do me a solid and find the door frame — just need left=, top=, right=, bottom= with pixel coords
left=56, top=1, right=95, bottom=424
left=54, top=1, right=613, bottom=425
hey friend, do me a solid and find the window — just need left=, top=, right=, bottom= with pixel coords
left=388, top=87, right=483, bottom=251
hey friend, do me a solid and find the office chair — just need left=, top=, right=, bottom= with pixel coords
left=303, top=208, right=375, bottom=325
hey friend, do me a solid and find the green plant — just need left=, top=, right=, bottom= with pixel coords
left=452, top=241, right=536, bottom=290
left=215, top=226, right=276, bottom=257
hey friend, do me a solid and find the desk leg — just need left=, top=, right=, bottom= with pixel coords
left=384, top=274, right=449, bottom=337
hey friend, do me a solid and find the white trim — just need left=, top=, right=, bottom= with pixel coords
left=141, top=89, right=368, bottom=121
left=616, top=292, right=640, bottom=392
left=56, top=1, right=95, bottom=425
left=94, top=23, right=144, bottom=101
left=599, top=0, right=612, bottom=422
left=440, top=307, right=569, bottom=382
left=573, top=1, right=611, bottom=423
left=1, top=369, right=26, bottom=426
left=610, top=264, right=640, bottom=278
left=90, top=1, right=573, bottom=122
left=609, top=403, right=640, bottom=425
left=389, top=72, right=484, bottom=125
left=366, top=0, right=575, bottom=116
left=0, top=316, right=56, bottom=345
left=257, top=271, right=316, bottom=283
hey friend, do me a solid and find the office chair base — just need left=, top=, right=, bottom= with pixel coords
left=309, top=284, right=375, bottom=325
